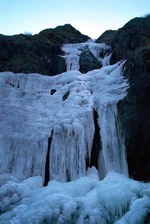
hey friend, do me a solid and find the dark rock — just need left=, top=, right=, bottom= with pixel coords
left=50, top=89, right=57, bottom=95
left=0, top=24, right=90, bottom=76
left=44, top=130, right=53, bottom=186
left=41, top=24, right=90, bottom=44
left=79, top=46, right=102, bottom=73
left=96, top=30, right=117, bottom=46
left=111, top=16, right=150, bottom=64
left=62, top=90, right=70, bottom=101
left=118, top=47, right=150, bottom=181
left=108, top=15, right=150, bottom=181
left=90, top=110, right=102, bottom=169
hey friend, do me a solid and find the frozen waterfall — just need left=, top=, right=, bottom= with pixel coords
left=90, top=61, right=129, bottom=178
left=1, top=41, right=150, bottom=224
left=61, top=42, right=128, bottom=179
left=0, top=41, right=129, bottom=183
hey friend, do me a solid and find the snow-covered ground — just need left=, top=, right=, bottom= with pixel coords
left=0, top=41, right=150, bottom=223
left=0, top=171, right=150, bottom=224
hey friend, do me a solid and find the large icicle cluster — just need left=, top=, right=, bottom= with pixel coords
left=88, top=62, right=129, bottom=178
left=0, top=41, right=128, bottom=182
left=0, top=40, right=150, bottom=223
left=0, top=70, right=94, bottom=182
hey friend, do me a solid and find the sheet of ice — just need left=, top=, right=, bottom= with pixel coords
left=0, top=71, right=94, bottom=182
left=0, top=55, right=128, bottom=182
left=0, top=172, right=149, bottom=224
left=0, top=40, right=128, bottom=184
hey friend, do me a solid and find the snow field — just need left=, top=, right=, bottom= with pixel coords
left=0, top=172, right=150, bottom=223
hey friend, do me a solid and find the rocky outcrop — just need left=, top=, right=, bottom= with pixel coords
left=79, top=45, right=102, bottom=73
left=0, top=24, right=90, bottom=75
left=113, top=16, right=150, bottom=181
left=96, top=30, right=117, bottom=46
left=110, top=16, right=150, bottom=63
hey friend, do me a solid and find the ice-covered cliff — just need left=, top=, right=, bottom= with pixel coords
left=0, top=41, right=149, bottom=223
left=0, top=42, right=128, bottom=183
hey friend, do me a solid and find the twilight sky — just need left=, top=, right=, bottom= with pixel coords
left=0, top=0, right=149, bottom=39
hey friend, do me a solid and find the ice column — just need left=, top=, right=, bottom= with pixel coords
left=61, top=44, right=83, bottom=71
left=92, top=62, right=129, bottom=178
left=50, top=110, right=94, bottom=182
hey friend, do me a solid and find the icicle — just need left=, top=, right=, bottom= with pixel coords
left=61, top=44, right=83, bottom=71
left=98, top=103, right=128, bottom=179
left=91, top=61, right=129, bottom=178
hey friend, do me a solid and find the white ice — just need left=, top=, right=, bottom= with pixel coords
left=61, top=41, right=112, bottom=71
left=0, top=41, right=149, bottom=223
left=0, top=172, right=150, bottom=224
left=0, top=71, right=94, bottom=182
left=0, top=42, right=128, bottom=182
left=87, top=61, right=129, bottom=178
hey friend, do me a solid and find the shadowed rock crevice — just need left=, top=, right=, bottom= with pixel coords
left=43, top=130, right=53, bottom=186
left=79, top=47, right=102, bottom=73
left=90, top=110, right=101, bottom=169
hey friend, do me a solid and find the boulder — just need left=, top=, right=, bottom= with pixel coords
left=79, top=45, right=102, bottom=73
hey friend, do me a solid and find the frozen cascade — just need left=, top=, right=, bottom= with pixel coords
left=1, top=41, right=150, bottom=224
left=49, top=73, right=95, bottom=182
left=62, top=43, right=128, bottom=179
left=61, top=44, right=83, bottom=71
left=0, top=41, right=129, bottom=183
left=0, top=70, right=95, bottom=182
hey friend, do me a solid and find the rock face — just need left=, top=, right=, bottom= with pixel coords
left=79, top=45, right=102, bottom=73
left=110, top=16, right=150, bottom=63
left=111, top=15, right=150, bottom=181
left=0, top=24, right=90, bottom=75
left=118, top=47, right=150, bottom=181
left=96, top=30, right=117, bottom=46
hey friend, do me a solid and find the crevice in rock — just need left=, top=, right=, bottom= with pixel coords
left=90, top=109, right=101, bottom=169
left=86, top=155, right=89, bottom=170
left=43, top=129, right=53, bottom=186
left=62, top=89, right=70, bottom=101
left=50, top=89, right=57, bottom=95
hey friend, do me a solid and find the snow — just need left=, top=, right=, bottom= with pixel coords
left=0, top=172, right=150, bottom=223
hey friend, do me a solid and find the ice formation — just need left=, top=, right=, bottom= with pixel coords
left=0, top=40, right=149, bottom=223
left=0, top=42, right=128, bottom=182
left=0, top=172, right=150, bottom=224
